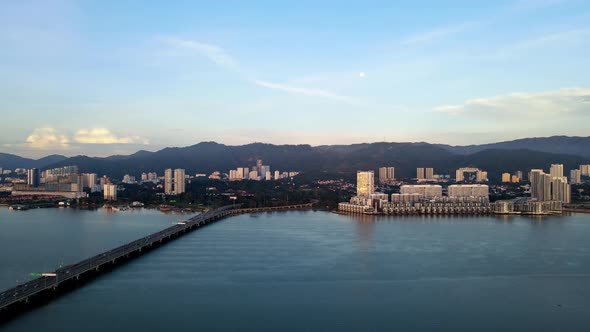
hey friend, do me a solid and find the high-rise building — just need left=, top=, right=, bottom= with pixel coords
left=516, top=171, right=524, bottom=182
left=425, top=168, right=434, bottom=180
left=104, top=184, right=117, bottom=201
left=502, top=173, right=511, bottom=183
left=265, top=171, right=271, bottom=181
left=164, top=169, right=173, bottom=194
left=511, top=175, right=519, bottom=183
left=274, top=170, right=280, bottom=180
left=174, top=169, right=186, bottom=194
left=400, top=185, right=442, bottom=198
left=261, top=166, right=271, bottom=180
left=82, top=173, right=98, bottom=191
left=580, top=165, right=590, bottom=176
left=27, top=168, right=40, bottom=187
left=570, top=169, right=582, bottom=184
left=550, top=164, right=564, bottom=178
left=551, top=176, right=570, bottom=203
left=356, top=171, right=375, bottom=197
left=256, top=159, right=263, bottom=174
left=378, top=167, right=395, bottom=183
left=416, top=168, right=425, bottom=180
left=530, top=169, right=553, bottom=202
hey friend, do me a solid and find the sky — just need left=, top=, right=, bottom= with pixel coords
left=1, top=0, right=590, bottom=158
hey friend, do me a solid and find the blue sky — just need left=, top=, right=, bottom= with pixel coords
left=1, top=0, right=589, bottom=158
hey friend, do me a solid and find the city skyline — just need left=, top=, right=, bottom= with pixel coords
left=2, top=1, right=590, bottom=158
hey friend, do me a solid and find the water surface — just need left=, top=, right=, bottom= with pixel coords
left=2, top=209, right=590, bottom=331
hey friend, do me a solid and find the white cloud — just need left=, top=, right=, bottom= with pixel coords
left=253, top=80, right=359, bottom=104
left=480, top=28, right=590, bottom=60
left=25, top=128, right=69, bottom=150
left=433, top=88, right=590, bottom=119
left=74, top=128, right=148, bottom=144
left=157, top=36, right=238, bottom=69
left=400, top=22, right=478, bottom=46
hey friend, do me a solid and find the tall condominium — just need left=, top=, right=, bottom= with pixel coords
left=416, top=168, right=425, bottom=180
left=530, top=169, right=552, bottom=201
left=400, top=185, right=442, bottom=198
left=256, top=159, right=263, bottom=174
left=502, top=173, right=511, bottom=183
left=550, top=164, right=564, bottom=178
left=580, top=165, right=590, bottom=176
left=516, top=170, right=524, bottom=181
left=378, top=167, right=395, bottom=183
left=455, top=167, right=486, bottom=182
left=174, top=169, right=186, bottom=194
left=104, top=184, right=117, bottom=201
left=530, top=169, right=570, bottom=203
left=356, top=171, right=375, bottom=197
left=551, top=176, right=570, bottom=203
left=82, top=173, right=98, bottom=191
left=425, top=168, right=434, bottom=180
left=27, top=168, right=40, bottom=187
left=570, top=169, right=582, bottom=184
left=164, top=169, right=173, bottom=195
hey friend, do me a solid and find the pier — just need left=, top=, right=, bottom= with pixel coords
left=0, top=203, right=312, bottom=320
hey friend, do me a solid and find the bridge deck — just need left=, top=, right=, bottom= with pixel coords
left=0, top=203, right=312, bottom=313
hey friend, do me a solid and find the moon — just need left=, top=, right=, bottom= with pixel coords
left=359, top=72, right=366, bottom=78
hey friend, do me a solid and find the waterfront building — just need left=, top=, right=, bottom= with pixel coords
left=400, top=184, right=442, bottom=199
left=356, top=171, right=375, bottom=197
left=493, top=199, right=562, bottom=215
left=502, top=173, right=511, bottom=183
left=551, top=176, right=570, bottom=204
left=104, top=184, right=117, bottom=201
left=27, top=168, right=40, bottom=187
left=550, top=164, right=564, bottom=178
left=174, top=169, right=186, bottom=194
left=530, top=169, right=569, bottom=203
left=164, top=169, right=173, bottom=194
left=530, top=169, right=551, bottom=201
left=571, top=169, right=582, bottom=184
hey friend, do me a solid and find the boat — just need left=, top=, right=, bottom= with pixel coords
left=160, top=205, right=173, bottom=212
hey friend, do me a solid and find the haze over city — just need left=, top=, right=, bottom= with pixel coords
left=2, top=0, right=590, bottom=158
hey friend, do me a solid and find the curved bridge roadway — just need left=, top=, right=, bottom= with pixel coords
left=0, top=203, right=312, bottom=317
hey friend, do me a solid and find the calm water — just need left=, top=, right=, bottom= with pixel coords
left=1, top=208, right=590, bottom=331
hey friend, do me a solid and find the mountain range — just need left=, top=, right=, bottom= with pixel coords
left=1, top=136, right=589, bottom=181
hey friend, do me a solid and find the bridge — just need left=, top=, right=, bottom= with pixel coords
left=0, top=203, right=313, bottom=320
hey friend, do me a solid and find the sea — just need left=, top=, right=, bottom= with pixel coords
left=1, top=207, right=589, bottom=331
